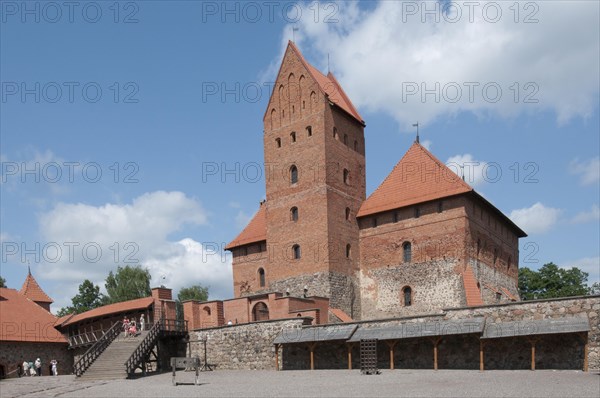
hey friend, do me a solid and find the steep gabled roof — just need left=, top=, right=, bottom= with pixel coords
left=57, top=297, right=155, bottom=328
left=225, top=202, right=267, bottom=250
left=0, top=288, right=66, bottom=343
left=20, top=270, right=53, bottom=304
left=357, top=142, right=472, bottom=217
left=268, top=41, right=364, bottom=125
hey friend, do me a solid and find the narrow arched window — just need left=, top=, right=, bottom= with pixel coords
left=346, top=244, right=351, bottom=259
left=290, top=206, right=298, bottom=222
left=258, top=268, right=265, bottom=287
left=476, top=239, right=481, bottom=256
left=402, top=286, right=412, bottom=306
left=403, top=242, right=412, bottom=263
left=275, top=138, right=281, bottom=148
left=306, top=126, right=312, bottom=137
left=343, top=169, right=350, bottom=185
left=293, top=244, right=301, bottom=259
left=290, top=131, right=296, bottom=143
left=493, top=248, right=498, bottom=265
left=290, top=165, right=298, bottom=184
left=333, top=127, right=338, bottom=140
left=345, top=207, right=351, bottom=221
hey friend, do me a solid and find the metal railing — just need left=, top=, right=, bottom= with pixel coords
left=73, top=321, right=122, bottom=377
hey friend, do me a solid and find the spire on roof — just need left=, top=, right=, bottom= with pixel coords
left=20, top=269, right=53, bottom=305
left=413, top=122, right=419, bottom=143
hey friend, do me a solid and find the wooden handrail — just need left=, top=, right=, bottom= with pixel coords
left=73, top=321, right=122, bottom=377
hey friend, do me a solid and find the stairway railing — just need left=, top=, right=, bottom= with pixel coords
left=74, top=321, right=122, bottom=377
left=125, top=319, right=162, bottom=375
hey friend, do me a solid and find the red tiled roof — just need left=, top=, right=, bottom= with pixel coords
left=462, top=266, right=484, bottom=306
left=58, top=297, right=154, bottom=328
left=288, top=41, right=364, bottom=124
left=20, top=271, right=53, bottom=304
left=225, top=202, right=267, bottom=250
left=500, top=287, right=519, bottom=301
left=357, top=142, right=472, bottom=217
left=329, top=308, right=353, bottom=323
left=0, top=288, right=66, bottom=343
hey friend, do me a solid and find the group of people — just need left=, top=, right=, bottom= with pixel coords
left=18, top=359, right=58, bottom=377
left=122, top=314, right=145, bottom=337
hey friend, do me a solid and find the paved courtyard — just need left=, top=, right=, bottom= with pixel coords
left=1, top=370, right=599, bottom=398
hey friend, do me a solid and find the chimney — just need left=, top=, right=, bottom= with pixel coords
left=151, top=286, right=173, bottom=301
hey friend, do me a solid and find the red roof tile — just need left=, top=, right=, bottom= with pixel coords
left=0, top=288, right=66, bottom=343
left=58, top=297, right=155, bottom=328
left=225, top=202, right=267, bottom=250
left=20, top=271, right=53, bottom=304
left=500, top=287, right=519, bottom=301
left=329, top=308, right=353, bottom=323
left=462, top=266, right=484, bottom=306
left=358, top=142, right=472, bottom=217
left=288, top=41, right=364, bottom=124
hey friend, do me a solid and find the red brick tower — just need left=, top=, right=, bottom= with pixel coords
left=227, top=42, right=366, bottom=318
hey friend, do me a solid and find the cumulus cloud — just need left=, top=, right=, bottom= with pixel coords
left=569, top=157, right=600, bottom=186
left=509, top=202, right=561, bottom=234
left=284, top=1, right=599, bottom=129
left=572, top=204, right=600, bottom=224
left=446, top=153, right=487, bottom=186
left=35, top=191, right=232, bottom=309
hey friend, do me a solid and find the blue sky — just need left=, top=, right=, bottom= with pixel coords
left=1, top=1, right=598, bottom=312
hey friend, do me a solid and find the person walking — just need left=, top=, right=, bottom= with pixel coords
left=139, top=314, right=145, bottom=332
left=51, top=359, right=58, bottom=376
left=22, top=361, right=29, bottom=377
left=34, top=358, right=42, bottom=376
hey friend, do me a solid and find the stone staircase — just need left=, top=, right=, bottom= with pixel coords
left=78, top=331, right=149, bottom=381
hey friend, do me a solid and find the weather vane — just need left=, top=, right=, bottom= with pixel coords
left=413, top=122, right=419, bottom=143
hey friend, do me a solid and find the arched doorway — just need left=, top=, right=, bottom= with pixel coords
left=252, top=302, right=270, bottom=322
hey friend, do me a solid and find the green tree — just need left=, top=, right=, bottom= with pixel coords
left=105, top=265, right=151, bottom=304
left=176, top=284, right=209, bottom=320
left=589, top=282, right=600, bottom=295
left=519, top=262, right=589, bottom=300
left=0, top=276, right=6, bottom=288
left=55, top=279, right=107, bottom=316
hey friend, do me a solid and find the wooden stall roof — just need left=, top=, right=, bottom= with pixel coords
left=347, top=318, right=486, bottom=342
left=482, top=317, right=591, bottom=339
left=273, top=324, right=358, bottom=344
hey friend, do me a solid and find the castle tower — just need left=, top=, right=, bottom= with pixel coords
left=19, top=268, right=53, bottom=312
left=226, top=42, right=366, bottom=318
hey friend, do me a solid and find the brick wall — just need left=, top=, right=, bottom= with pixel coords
left=0, top=342, right=72, bottom=378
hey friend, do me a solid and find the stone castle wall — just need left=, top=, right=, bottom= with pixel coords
left=0, top=342, right=72, bottom=378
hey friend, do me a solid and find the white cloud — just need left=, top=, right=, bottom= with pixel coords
left=572, top=204, right=600, bottom=224
left=36, top=191, right=232, bottom=309
left=286, top=1, right=599, bottom=129
left=569, top=157, right=600, bottom=186
left=509, top=202, right=561, bottom=234
left=562, top=257, right=600, bottom=285
left=420, top=139, right=432, bottom=150
left=446, top=153, right=487, bottom=186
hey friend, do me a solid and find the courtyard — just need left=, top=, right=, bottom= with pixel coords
left=1, top=369, right=599, bottom=398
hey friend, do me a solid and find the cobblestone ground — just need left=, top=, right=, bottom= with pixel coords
left=1, top=370, right=599, bottom=398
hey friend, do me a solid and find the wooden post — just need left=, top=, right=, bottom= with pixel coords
left=308, top=343, right=317, bottom=370
left=386, top=341, right=398, bottom=370
left=347, top=344, right=353, bottom=370
left=479, top=339, right=484, bottom=372
left=275, top=344, right=280, bottom=371
left=432, top=337, right=442, bottom=370
left=528, top=338, right=536, bottom=371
